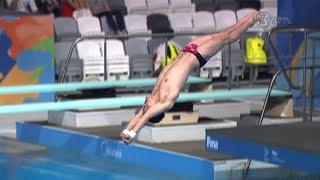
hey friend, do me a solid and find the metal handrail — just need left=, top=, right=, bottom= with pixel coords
left=267, top=26, right=320, bottom=124
left=245, top=64, right=320, bottom=178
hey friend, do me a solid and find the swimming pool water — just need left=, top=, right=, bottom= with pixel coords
left=0, top=137, right=191, bottom=180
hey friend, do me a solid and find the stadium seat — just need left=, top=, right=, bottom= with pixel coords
left=76, top=16, right=104, bottom=36
left=105, top=40, right=130, bottom=80
left=200, top=51, right=222, bottom=78
left=192, top=0, right=216, bottom=12
left=146, top=0, right=170, bottom=14
left=124, top=38, right=149, bottom=56
left=124, top=0, right=149, bottom=14
left=125, top=39, right=153, bottom=78
left=55, top=41, right=83, bottom=82
left=54, top=17, right=80, bottom=41
left=170, top=0, right=195, bottom=13
left=222, top=41, right=245, bottom=84
left=77, top=40, right=105, bottom=81
left=236, top=0, right=261, bottom=10
left=147, top=13, right=174, bottom=34
left=214, top=10, right=237, bottom=31
left=171, top=36, right=192, bottom=48
left=215, top=0, right=239, bottom=11
left=147, top=38, right=165, bottom=54
left=192, top=11, right=216, bottom=33
left=124, top=14, right=151, bottom=35
left=169, top=12, right=194, bottom=33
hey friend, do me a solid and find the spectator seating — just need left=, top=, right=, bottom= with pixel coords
left=192, top=0, right=216, bottom=12
left=222, top=41, right=245, bottom=83
left=124, top=14, right=151, bottom=35
left=169, top=12, right=194, bottom=33
left=214, top=10, right=237, bottom=31
left=147, top=38, right=165, bottom=54
left=125, top=38, right=153, bottom=78
left=76, top=16, right=104, bottom=36
left=236, top=0, right=261, bottom=10
left=170, top=0, right=195, bottom=13
left=147, top=13, right=174, bottom=34
left=77, top=40, right=105, bottom=81
left=192, top=11, right=216, bottom=33
left=200, top=51, right=222, bottom=78
left=55, top=41, right=83, bottom=82
left=105, top=40, right=130, bottom=80
left=54, top=17, right=80, bottom=41
left=146, top=0, right=171, bottom=14
left=215, top=0, right=239, bottom=11
left=124, top=0, right=149, bottom=15
left=171, top=36, right=192, bottom=48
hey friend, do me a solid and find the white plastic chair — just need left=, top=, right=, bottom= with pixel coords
left=192, top=11, right=216, bottom=33
left=214, top=10, right=237, bottom=31
left=170, top=0, right=195, bottom=13
left=146, top=0, right=170, bottom=14
left=76, top=40, right=102, bottom=60
left=124, top=0, right=149, bottom=14
left=76, top=16, right=104, bottom=36
left=169, top=12, right=194, bottom=33
left=200, top=51, right=222, bottom=78
left=77, top=40, right=105, bottom=81
left=104, top=40, right=130, bottom=80
left=124, top=14, right=151, bottom=35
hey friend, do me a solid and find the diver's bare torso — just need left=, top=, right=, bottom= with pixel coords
left=150, top=53, right=199, bottom=103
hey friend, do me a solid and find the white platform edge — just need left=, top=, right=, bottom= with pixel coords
left=48, top=101, right=250, bottom=128
left=48, top=109, right=136, bottom=127
left=136, top=120, right=237, bottom=143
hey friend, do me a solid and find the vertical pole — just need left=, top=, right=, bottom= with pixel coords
left=228, top=43, right=232, bottom=90
left=56, top=38, right=82, bottom=101
left=303, top=32, right=308, bottom=122
left=309, top=39, right=316, bottom=122
left=104, top=37, right=107, bottom=81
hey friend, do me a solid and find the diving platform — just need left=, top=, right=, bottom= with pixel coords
left=206, top=122, right=320, bottom=174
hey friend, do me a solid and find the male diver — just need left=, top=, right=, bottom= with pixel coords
left=121, top=11, right=260, bottom=144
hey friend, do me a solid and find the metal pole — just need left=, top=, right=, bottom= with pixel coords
left=104, top=37, right=107, bottom=81
left=59, top=37, right=83, bottom=84
left=309, top=39, right=316, bottom=122
left=228, top=43, right=232, bottom=90
left=258, top=71, right=282, bottom=125
left=303, top=32, right=308, bottom=122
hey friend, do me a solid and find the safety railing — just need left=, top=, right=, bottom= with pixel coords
left=245, top=26, right=320, bottom=177
left=267, top=25, right=320, bottom=122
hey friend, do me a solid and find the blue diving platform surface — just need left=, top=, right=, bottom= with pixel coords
left=205, top=122, right=320, bottom=174
left=16, top=121, right=214, bottom=179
